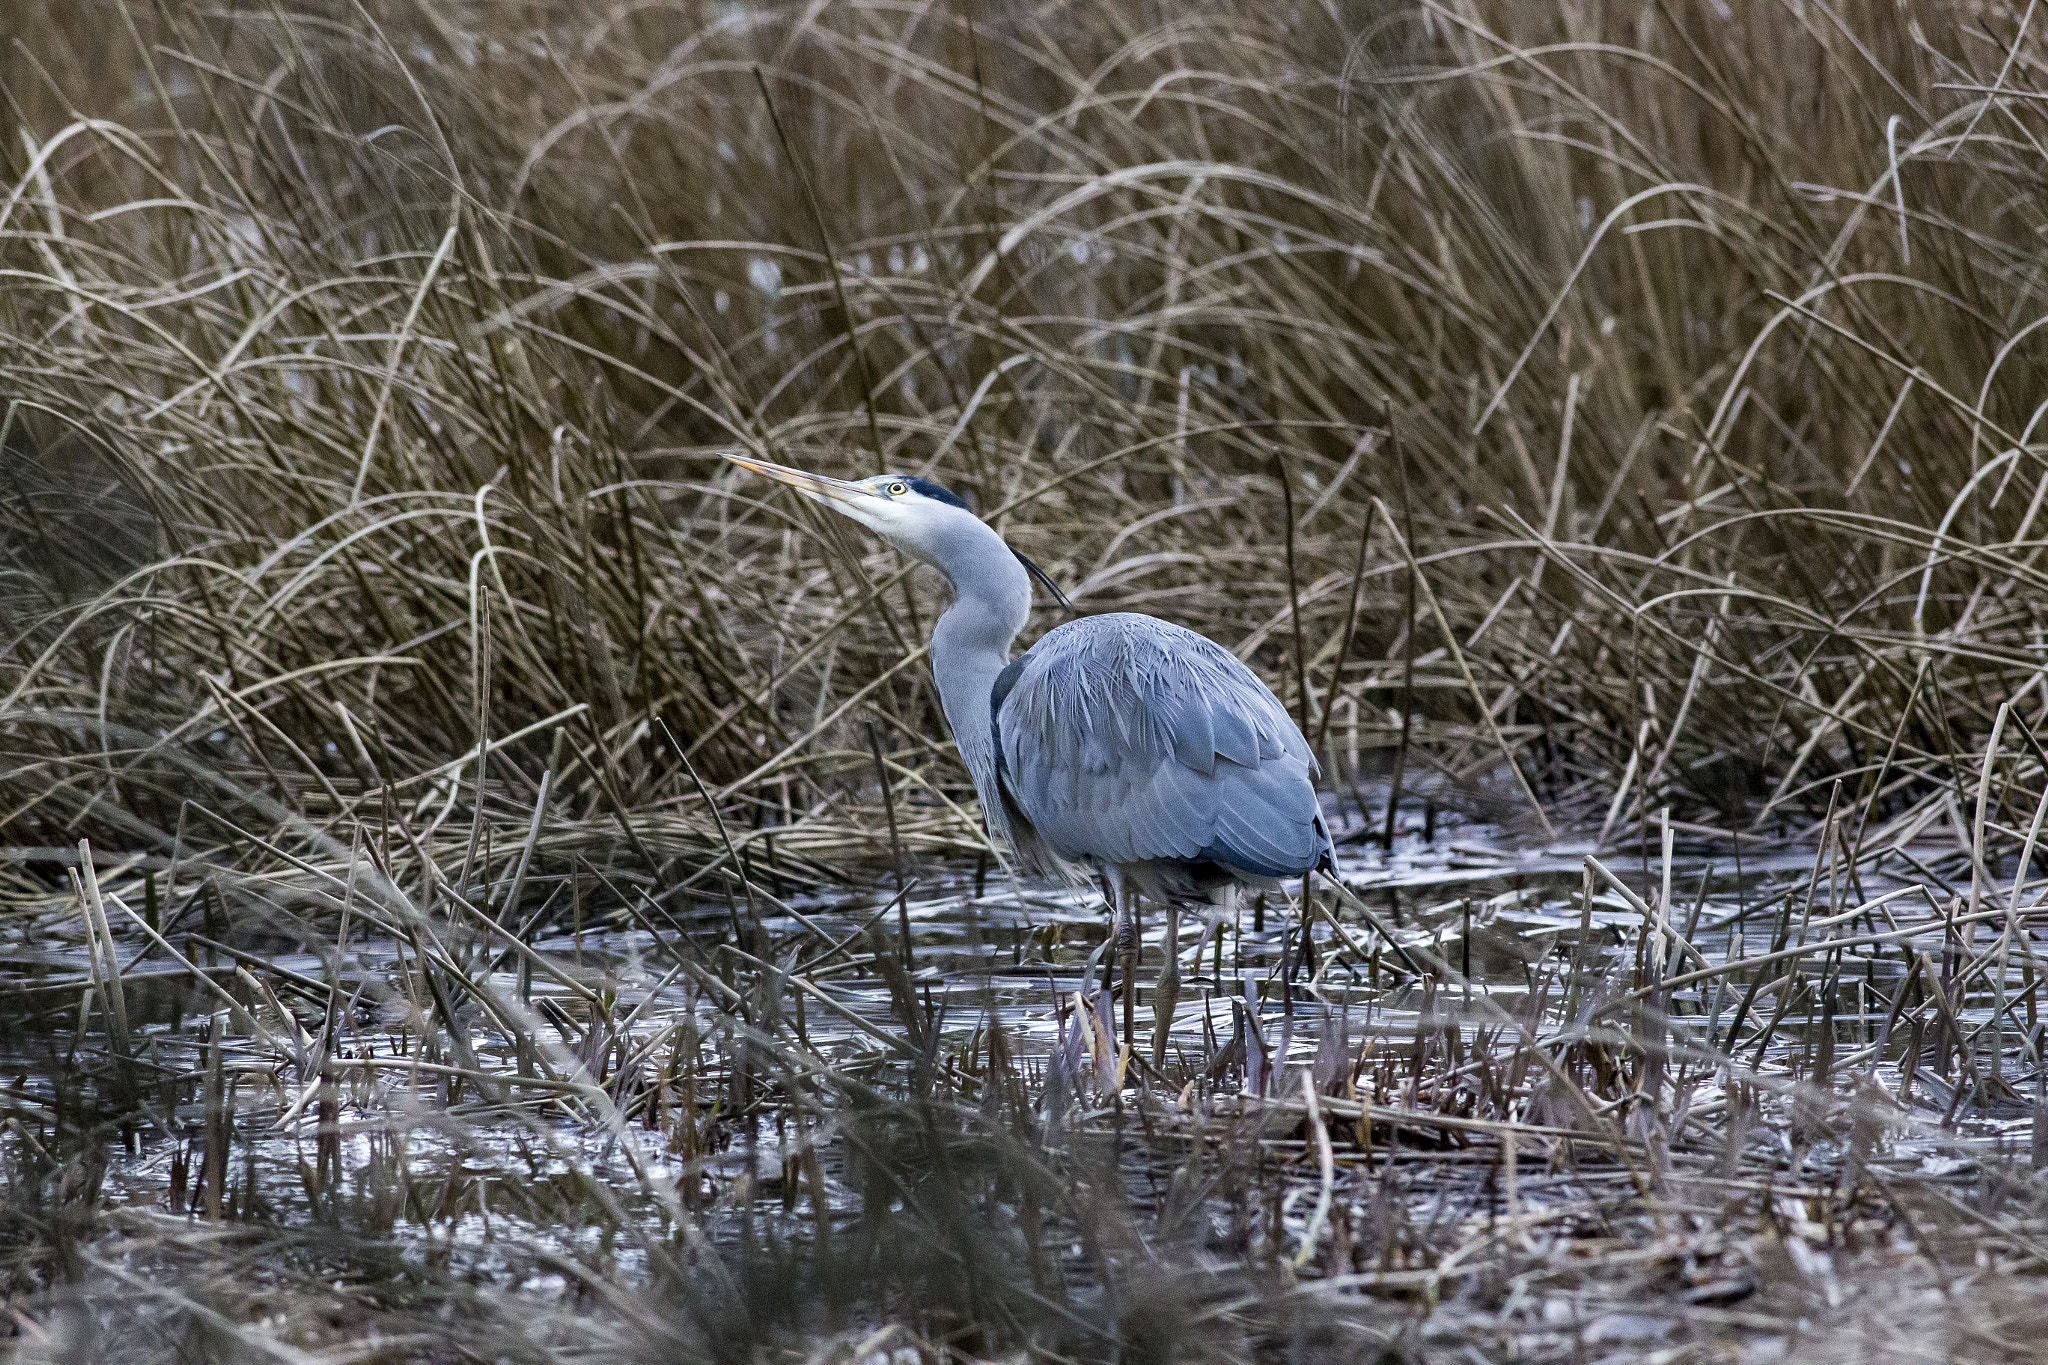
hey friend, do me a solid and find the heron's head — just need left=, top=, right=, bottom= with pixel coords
left=724, top=454, right=1070, bottom=609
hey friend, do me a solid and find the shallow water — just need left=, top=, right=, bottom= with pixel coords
left=4, top=796, right=2036, bottom=1307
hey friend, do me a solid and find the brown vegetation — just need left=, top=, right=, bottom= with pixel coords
left=8, top=1, right=2048, bottom=1360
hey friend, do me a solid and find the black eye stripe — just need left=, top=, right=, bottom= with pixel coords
left=902, top=476, right=970, bottom=510
left=874, top=475, right=972, bottom=507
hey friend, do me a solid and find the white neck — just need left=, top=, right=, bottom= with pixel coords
left=919, top=513, right=1032, bottom=852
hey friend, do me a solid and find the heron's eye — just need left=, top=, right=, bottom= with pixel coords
left=887, top=481, right=908, bottom=496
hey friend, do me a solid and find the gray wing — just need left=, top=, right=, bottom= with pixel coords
left=993, top=612, right=1330, bottom=878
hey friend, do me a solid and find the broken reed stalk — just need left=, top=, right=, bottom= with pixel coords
left=1382, top=423, right=1417, bottom=850
left=867, top=723, right=912, bottom=970
left=70, top=843, right=135, bottom=1108
left=201, top=1008, right=227, bottom=1221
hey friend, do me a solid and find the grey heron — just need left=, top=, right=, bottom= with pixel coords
left=727, top=455, right=1334, bottom=1061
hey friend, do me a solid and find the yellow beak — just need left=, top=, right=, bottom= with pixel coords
left=722, top=454, right=871, bottom=510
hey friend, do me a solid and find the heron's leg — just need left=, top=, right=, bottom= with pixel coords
left=1152, top=902, right=1181, bottom=1071
left=1100, top=866, right=1127, bottom=997
left=1181, top=882, right=1240, bottom=974
left=1121, top=884, right=1139, bottom=1056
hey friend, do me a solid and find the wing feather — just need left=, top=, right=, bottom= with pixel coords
left=994, top=613, right=1330, bottom=879
left=1166, top=693, right=1217, bottom=775
left=1148, top=764, right=1211, bottom=854
left=1210, top=703, right=1262, bottom=769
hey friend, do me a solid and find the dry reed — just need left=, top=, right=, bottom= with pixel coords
left=9, top=1, right=2048, bottom=1361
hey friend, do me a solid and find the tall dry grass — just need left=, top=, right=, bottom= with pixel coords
left=8, top=0, right=2048, bottom=894
left=11, top=6, right=2048, bottom=1360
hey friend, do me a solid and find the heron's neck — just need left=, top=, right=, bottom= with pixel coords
left=922, top=519, right=1032, bottom=847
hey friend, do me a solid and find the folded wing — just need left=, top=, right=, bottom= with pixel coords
left=993, top=612, right=1329, bottom=878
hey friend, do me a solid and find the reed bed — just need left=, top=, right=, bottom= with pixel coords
left=9, top=0, right=2048, bottom=1359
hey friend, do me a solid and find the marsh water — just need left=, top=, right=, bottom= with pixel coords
left=2, top=795, right=2037, bottom=1344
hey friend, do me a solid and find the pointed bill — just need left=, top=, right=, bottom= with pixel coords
left=723, top=454, right=871, bottom=510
